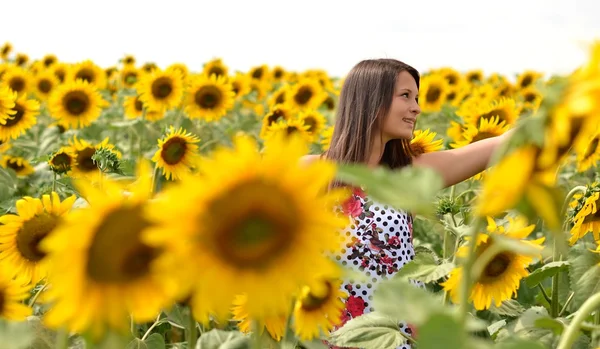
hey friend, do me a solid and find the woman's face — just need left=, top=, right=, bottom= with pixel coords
left=380, top=71, right=421, bottom=141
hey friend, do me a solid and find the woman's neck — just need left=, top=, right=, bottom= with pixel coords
left=367, top=138, right=385, bottom=168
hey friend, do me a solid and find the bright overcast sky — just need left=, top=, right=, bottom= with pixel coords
left=3, top=0, right=600, bottom=79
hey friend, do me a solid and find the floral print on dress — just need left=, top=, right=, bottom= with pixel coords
left=328, top=187, right=419, bottom=349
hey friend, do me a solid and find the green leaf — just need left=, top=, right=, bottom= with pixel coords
left=297, top=339, right=329, bottom=349
left=335, top=164, right=443, bottom=217
left=164, top=304, right=186, bottom=329
left=525, top=261, right=570, bottom=288
left=395, top=253, right=454, bottom=283
left=533, top=317, right=564, bottom=335
left=125, top=339, right=148, bottom=349
left=488, top=320, right=506, bottom=338
left=568, top=242, right=600, bottom=309
left=495, top=306, right=559, bottom=346
left=372, top=277, right=445, bottom=326
left=417, top=313, right=472, bottom=349
left=488, top=299, right=525, bottom=318
left=0, top=319, right=35, bottom=349
left=328, top=312, right=407, bottom=349
left=195, top=329, right=249, bottom=349
left=494, top=338, right=547, bottom=349
left=144, top=333, right=166, bottom=349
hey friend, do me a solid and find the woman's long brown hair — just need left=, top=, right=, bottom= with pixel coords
left=325, top=58, right=420, bottom=169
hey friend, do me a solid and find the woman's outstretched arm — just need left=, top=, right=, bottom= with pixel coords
left=411, top=130, right=514, bottom=188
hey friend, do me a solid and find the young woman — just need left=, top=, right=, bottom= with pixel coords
left=301, top=59, right=514, bottom=349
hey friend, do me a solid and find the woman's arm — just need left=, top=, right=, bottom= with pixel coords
left=411, top=130, right=514, bottom=188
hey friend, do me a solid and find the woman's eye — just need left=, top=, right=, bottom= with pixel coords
left=401, top=93, right=409, bottom=98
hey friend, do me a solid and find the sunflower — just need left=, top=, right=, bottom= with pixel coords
left=0, top=267, right=32, bottom=320
left=51, top=63, right=69, bottom=83
left=121, top=55, right=136, bottom=66
left=516, top=71, right=543, bottom=90
left=68, top=60, right=107, bottom=89
left=143, top=134, right=347, bottom=323
left=40, top=162, right=180, bottom=338
left=569, top=185, right=600, bottom=244
left=410, top=129, right=444, bottom=155
left=575, top=132, right=600, bottom=172
left=442, top=216, right=544, bottom=310
left=465, top=97, right=520, bottom=127
left=120, top=66, right=140, bottom=88
left=0, top=95, right=39, bottom=141
left=2, top=66, right=31, bottom=95
left=264, top=119, right=313, bottom=143
left=229, top=72, right=251, bottom=98
left=321, top=95, right=336, bottom=111
left=48, top=147, right=76, bottom=174
left=0, top=192, right=76, bottom=284
left=42, top=54, right=58, bottom=68
left=184, top=74, right=235, bottom=121
left=268, top=84, right=291, bottom=108
left=33, top=71, right=60, bottom=100
left=15, top=54, right=28, bottom=67
left=166, top=63, right=189, bottom=80
left=142, top=62, right=158, bottom=73
left=438, top=67, right=463, bottom=86
left=67, top=137, right=119, bottom=180
left=271, top=66, right=288, bottom=81
left=137, top=69, right=184, bottom=112
left=231, top=294, right=287, bottom=341
left=298, top=109, right=327, bottom=137
left=203, top=58, right=228, bottom=78
left=1, top=42, right=12, bottom=59
left=260, top=104, right=295, bottom=137
left=124, top=95, right=145, bottom=119
left=0, top=140, right=11, bottom=154
left=519, top=86, right=543, bottom=114
left=293, top=277, right=346, bottom=341
left=320, top=126, right=334, bottom=151
left=494, top=81, right=516, bottom=100
left=0, top=85, right=17, bottom=122
left=48, top=79, right=108, bottom=129
left=288, top=79, right=327, bottom=110
left=249, top=65, right=269, bottom=81
left=465, top=70, right=484, bottom=84
left=151, top=126, right=200, bottom=181
left=420, top=74, right=449, bottom=113
left=0, top=155, right=34, bottom=177
left=451, top=116, right=510, bottom=149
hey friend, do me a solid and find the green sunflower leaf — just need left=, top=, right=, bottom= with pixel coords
left=394, top=252, right=454, bottom=283
left=525, top=261, right=570, bottom=288
left=328, top=312, right=408, bottom=349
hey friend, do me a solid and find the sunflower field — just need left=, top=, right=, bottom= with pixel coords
left=0, top=39, right=599, bottom=349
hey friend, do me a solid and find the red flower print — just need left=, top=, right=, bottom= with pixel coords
left=388, top=236, right=401, bottom=247
left=342, top=195, right=363, bottom=218
left=346, top=295, right=366, bottom=317
left=381, top=255, right=394, bottom=266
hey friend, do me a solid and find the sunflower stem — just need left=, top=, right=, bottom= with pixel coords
left=458, top=216, right=486, bottom=326
left=28, top=282, right=47, bottom=307
left=151, top=163, right=161, bottom=195
left=55, top=328, right=69, bottom=349
left=187, top=311, right=197, bottom=349
left=141, top=314, right=163, bottom=341
left=251, top=321, right=263, bottom=349
left=559, top=292, right=575, bottom=317
left=52, top=172, right=57, bottom=193
left=537, top=284, right=552, bottom=305
left=556, top=292, right=600, bottom=349
left=552, top=185, right=587, bottom=318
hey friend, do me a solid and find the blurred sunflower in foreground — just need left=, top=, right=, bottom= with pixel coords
left=143, top=134, right=348, bottom=324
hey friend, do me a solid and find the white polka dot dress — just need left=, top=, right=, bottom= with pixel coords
left=328, top=187, right=422, bottom=349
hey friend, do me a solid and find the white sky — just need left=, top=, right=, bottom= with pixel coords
left=3, top=0, right=600, bottom=79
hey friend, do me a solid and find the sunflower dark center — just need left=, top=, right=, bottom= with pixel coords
left=43, top=57, right=55, bottom=67
left=9, top=77, right=25, bottom=93
left=76, top=147, right=97, bottom=172
left=468, top=74, right=481, bottom=82
left=524, top=93, right=537, bottom=103
left=232, top=82, right=240, bottom=95
left=16, top=56, right=27, bottom=66
left=521, top=76, right=533, bottom=88
left=125, top=57, right=135, bottom=65
left=471, top=131, right=498, bottom=143
left=16, top=213, right=58, bottom=262
left=301, top=282, right=332, bottom=311
left=195, top=86, right=222, bottom=109
left=160, top=137, right=187, bottom=165
left=274, top=69, right=284, bottom=79
left=38, top=79, right=53, bottom=94
left=323, top=96, right=335, bottom=110
left=75, top=68, right=95, bottom=84
left=206, top=179, right=298, bottom=269
left=426, top=86, right=442, bottom=103
left=294, top=86, right=313, bottom=105
left=209, top=67, right=225, bottom=77
left=55, top=70, right=66, bottom=83
left=275, top=92, right=286, bottom=105
left=251, top=68, right=264, bottom=79
left=446, top=92, right=456, bottom=101
left=63, top=90, right=90, bottom=116
left=134, top=97, right=144, bottom=112
left=584, top=198, right=600, bottom=223
left=447, top=75, right=458, bottom=85
left=7, top=159, right=24, bottom=172
left=86, top=205, right=159, bottom=283
left=151, top=77, right=174, bottom=99
left=410, top=142, right=426, bottom=156
left=479, top=109, right=508, bottom=124
left=1, top=46, right=9, bottom=55
left=482, top=253, right=511, bottom=279
left=4, top=102, right=24, bottom=127
left=303, top=117, right=317, bottom=133
left=50, top=152, right=72, bottom=172
left=286, top=126, right=299, bottom=135
left=267, top=110, right=286, bottom=126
